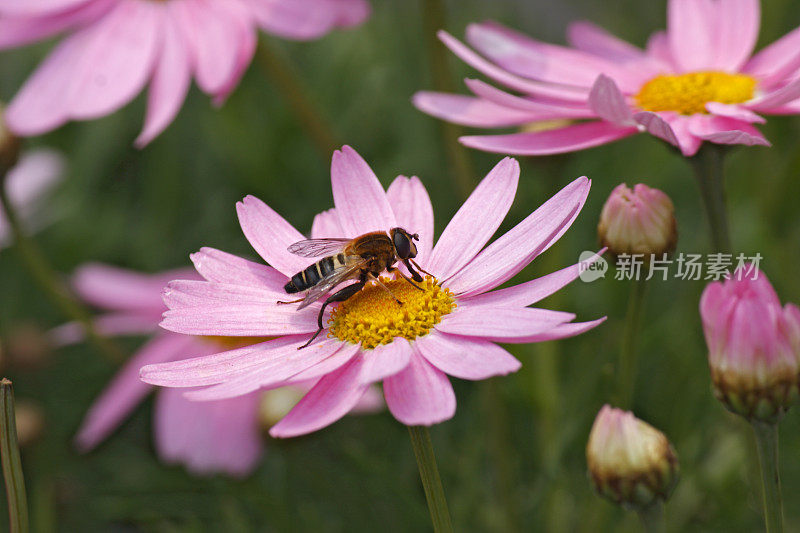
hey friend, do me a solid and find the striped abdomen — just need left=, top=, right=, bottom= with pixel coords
left=284, top=253, right=347, bottom=293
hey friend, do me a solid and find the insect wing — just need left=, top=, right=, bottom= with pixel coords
left=287, top=238, right=351, bottom=258
left=297, top=257, right=368, bottom=309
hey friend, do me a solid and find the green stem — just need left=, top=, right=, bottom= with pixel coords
left=0, top=379, right=29, bottom=533
left=407, top=426, right=453, bottom=533
left=420, top=0, right=475, bottom=198
left=689, top=145, right=732, bottom=253
left=0, top=163, right=123, bottom=363
left=752, top=421, right=784, bottom=533
left=637, top=501, right=665, bottom=533
left=617, top=277, right=648, bottom=408
left=255, top=40, right=340, bottom=161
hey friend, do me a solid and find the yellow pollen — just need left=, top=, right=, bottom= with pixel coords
left=329, top=276, right=456, bottom=350
left=635, top=71, right=756, bottom=115
left=200, top=336, right=272, bottom=350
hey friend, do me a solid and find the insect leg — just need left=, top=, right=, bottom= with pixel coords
left=298, top=275, right=367, bottom=350
left=395, top=269, right=425, bottom=291
left=277, top=297, right=305, bottom=305
left=410, top=259, right=434, bottom=278
left=368, top=273, right=403, bottom=305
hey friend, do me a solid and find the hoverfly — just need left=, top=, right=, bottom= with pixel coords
left=280, top=227, right=432, bottom=349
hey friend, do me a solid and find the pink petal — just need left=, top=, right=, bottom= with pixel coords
left=245, top=0, right=360, bottom=41
left=173, top=0, right=254, bottom=96
left=460, top=121, right=637, bottom=155
left=438, top=30, right=589, bottom=102
left=645, top=31, right=675, bottom=68
left=352, top=385, right=384, bottom=413
left=383, top=349, right=456, bottom=426
left=135, top=5, right=191, bottom=147
left=281, top=342, right=361, bottom=384
left=705, top=102, right=764, bottom=123
left=461, top=250, right=605, bottom=308
left=140, top=335, right=325, bottom=387
left=743, top=26, right=800, bottom=87
left=445, top=176, right=590, bottom=296
left=588, top=74, right=634, bottom=125
left=75, top=333, right=198, bottom=452
left=415, top=331, right=520, bottom=380
left=331, top=145, right=396, bottom=236
left=72, top=263, right=193, bottom=313
left=465, top=22, right=646, bottom=91
left=412, top=91, right=544, bottom=128
left=185, top=341, right=358, bottom=401
left=508, top=317, right=606, bottom=343
left=160, top=281, right=319, bottom=337
left=435, top=307, right=575, bottom=342
left=664, top=115, right=703, bottom=156
left=0, top=0, right=114, bottom=49
left=386, top=175, right=434, bottom=262
left=359, top=339, right=413, bottom=384
left=190, top=247, right=286, bottom=289
left=713, top=0, right=760, bottom=71
left=427, top=157, right=519, bottom=281
left=0, top=0, right=91, bottom=16
left=3, top=150, right=64, bottom=209
left=310, top=208, right=346, bottom=239
left=566, top=21, right=646, bottom=62
left=66, top=0, right=160, bottom=120
left=687, top=115, right=770, bottom=147
left=269, top=356, right=370, bottom=437
left=748, top=78, right=800, bottom=111
left=633, top=111, right=680, bottom=146
left=236, top=195, right=308, bottom=278
left=463, top=78, right=595, bottom=118
left=155, top=388, right=262, bottom=477
left=49, top=312, right=161, bottom=346
left=668, top=0, right=716, bottom=72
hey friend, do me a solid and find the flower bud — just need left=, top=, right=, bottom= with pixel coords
left=700, top=266, right=800, bottom=423
left=587, top=405, right=678, bottom=509
left=0, top=104, right=21, bottom=173
left=597, top=183, right=677, bottom=259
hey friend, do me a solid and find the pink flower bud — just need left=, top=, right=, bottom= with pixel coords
left=700, top=266, right=800, bottom=422
left=597, top=183, right=677, bottom=258
left=586, top=405, right=678, bottom=508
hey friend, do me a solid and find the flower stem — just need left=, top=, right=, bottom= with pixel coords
left=0, top=379, right=28, bottom=533
left=637, top=501, right=665, bottom=533
left=407, top=426, right=453, bottom=533
left=617, top=277, right=648, bottom=408
left=689, top=145, right=732, bottom=253
left=420, top=0, right=476, bottom=198
left=255, top=40, right=340, bottom=161
left=752, top=421, right=784, bottom=533
left=0, top=164, right=124, bottom=363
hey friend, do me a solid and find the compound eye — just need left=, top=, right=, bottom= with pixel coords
left=393, top=231, right=411, bottom=259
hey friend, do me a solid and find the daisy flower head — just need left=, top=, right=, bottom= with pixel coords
left=52, top=262, right=381, bottom=477
left=414, top=0, right=800, bottom=157
left=0, top=0, right=370, bottom=147
left=140, top=145, right=605, bottom=437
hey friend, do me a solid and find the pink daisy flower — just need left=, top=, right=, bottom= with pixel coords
left=52, top=263, right=382, bottom=477
left=414, top=0, right=800, bottom=157
left=140, top=146, right=605, bottom=437
left=0, top=0, right=370, bottom=146
left=0, top=149, right=64, bottom=249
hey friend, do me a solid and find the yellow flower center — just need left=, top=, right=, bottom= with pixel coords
left=635, top=71, right=757, bottom=115
left=200, top=336, right=272, bottom=350
left=329, top=276, right=456, bottom=350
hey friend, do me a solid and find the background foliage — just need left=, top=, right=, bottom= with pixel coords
left=2, top=0, right=800, bottom=530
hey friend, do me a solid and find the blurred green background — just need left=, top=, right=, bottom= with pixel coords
left=2, top=0, right=800, bottom=530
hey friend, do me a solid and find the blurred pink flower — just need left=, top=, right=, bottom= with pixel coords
left=140, top=145, right=605, bottom=437
left=52, top=262, right=382, bottom=477
left=0, top=0, right=370, bottom=146
left=700, top=265, right=800, bottom=421
left=414, top=0, right=800, bottom=157
left=0, top=149, right=64, bottom=249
